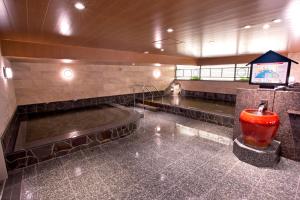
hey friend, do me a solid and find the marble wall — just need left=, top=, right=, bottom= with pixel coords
left=11, top=62, right=175, bottom=105
left=0, top=50, right=17, bottom=180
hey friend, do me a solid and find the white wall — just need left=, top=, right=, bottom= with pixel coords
left=288, top=52, right=300, bottom=82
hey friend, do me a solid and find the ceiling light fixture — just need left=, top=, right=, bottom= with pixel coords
left=272, top=19, right=282, bottom=23
left=167, top=28, right=174, bottom=33
left=154, top=63, right=161, bottom=67
left=74, top=2, right=85, bottom=10
left=263, top=24, right=270, bottom=29
left=243, top=25, right=251, bottom=29
left=62, top=59, right=73, bottom=64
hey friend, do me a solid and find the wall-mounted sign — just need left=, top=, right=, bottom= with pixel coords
left=247, top=50, right=298, bottom=88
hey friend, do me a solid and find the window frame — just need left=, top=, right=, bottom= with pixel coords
left=175, top=63, right=250, bottom=82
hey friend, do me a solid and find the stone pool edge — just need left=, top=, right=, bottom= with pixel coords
left=5, top=104, right=143, bottom=171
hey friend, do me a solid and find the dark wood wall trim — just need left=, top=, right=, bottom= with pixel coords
left=1, top=40, right=198, bottom=65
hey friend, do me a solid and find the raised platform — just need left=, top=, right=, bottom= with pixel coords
left=233, top=136, right=281, bottom=167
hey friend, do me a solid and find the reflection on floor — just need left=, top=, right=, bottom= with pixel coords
left=2, top=109, right=300, bottom=200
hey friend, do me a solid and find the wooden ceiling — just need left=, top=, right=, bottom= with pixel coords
left=0, top=0, right=298, bottom=58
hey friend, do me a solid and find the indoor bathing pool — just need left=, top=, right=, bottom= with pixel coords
left=6, top=104, right=142, bottom=170
left=153, top=95, right=235, bottom=116
left=142, top=95, right=235, bottom=127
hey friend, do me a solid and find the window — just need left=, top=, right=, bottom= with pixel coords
left=175, top=63, right=250, bottom=81
left=201, top=64, right=235, bottom=81
left=176, top=65, right=200, bottom=80
left=235, top=63, right=250, bottom=81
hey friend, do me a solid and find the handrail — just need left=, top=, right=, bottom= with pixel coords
left=130, top=83, right=164, bottom=111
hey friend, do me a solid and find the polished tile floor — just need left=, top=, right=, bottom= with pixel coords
left=2, top=109, right=300, bottom=200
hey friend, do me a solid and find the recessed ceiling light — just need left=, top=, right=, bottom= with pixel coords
left=144, top=51, right=149, bottom=54
left=243, top=25, right=251, bottom=29
left=74, top=2, right=85, bottom=10
left=160, top=49, right=164, bottom=52
left=167, top=28, right=174, bottom=33
left=272, top=19, right=282, bottom=23
left=263, top=24, right=270, bottom=29
left=154, top=63, right=161, bottom=67
left=62, top=59, right=73, bottom=64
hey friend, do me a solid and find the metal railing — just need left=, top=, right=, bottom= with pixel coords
left=130, top=84, right=163, bottom=110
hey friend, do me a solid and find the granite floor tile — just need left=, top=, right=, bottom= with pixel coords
left=248, top=190, right=277, bottom=200
left=204, top=177, right=253, bottom=200
left=75, top=190, right=115, bottom=200
left=36, top=159, right=63, bottom=174
left=157, top=185, right=190, bottom=200
left=22, top=165, right=37, bottom=180
left=256, top=168, right=299, bottom=200
left=59, top=150, right=86, bottom=165
left=38, top=179, right=75, bottom=200
left=82, top=145, right=106, bottom=158
left=69, top=171, right=106, bottom=198
left=138, top=172, right=176, bottom=199
left=228, top=161, right=265, bottom=186
left=3, top=110, right=300, bottom=200
left=180, top=166, right=227, bottom=198
left=63, top=159, right=95, bottom=178
left=161, top=160, right=192, bottom=181
left=114, top=183, right=153, bottom=200
left=203, top=149, right=239, bottom=172
left=36, top=168, right=68, bottom=187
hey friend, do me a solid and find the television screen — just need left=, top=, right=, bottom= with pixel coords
left=250, top=62, right=289, bottom=85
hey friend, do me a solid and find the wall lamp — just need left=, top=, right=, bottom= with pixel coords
left=3, top=66, right=13, bottom=79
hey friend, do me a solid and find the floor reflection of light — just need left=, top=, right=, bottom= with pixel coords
left=135, top=152, right=139, bottom=158
left=155, top=126, right=161, bottom=132
left=198, top=130, right=232, bottom=145
left=154, top=137, right=162, bottom=146
left=69, top=131, right=79, bottom=138
left=160, top=174, right=167, bottom=181
left=25, top=190, right=33, bottom=199
left=170, top=96, right=180, bottom=106
left=74, top=167, right=82, bottom=176
left=175, top=124, right=197, bottom=137
left=175, top=124, right=232, bottom=145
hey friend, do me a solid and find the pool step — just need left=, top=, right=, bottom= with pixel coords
left=136, top=103, right=159, bottom=112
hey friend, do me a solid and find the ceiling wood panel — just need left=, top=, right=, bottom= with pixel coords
left=0, top=0, right=296, bottom=57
